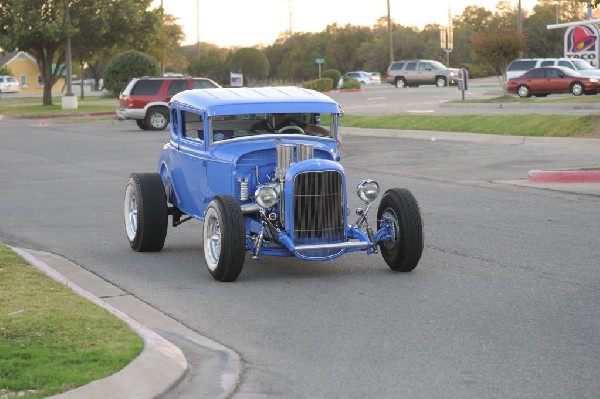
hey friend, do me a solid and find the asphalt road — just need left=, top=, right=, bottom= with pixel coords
left=1, top=118, right=599, bottom=398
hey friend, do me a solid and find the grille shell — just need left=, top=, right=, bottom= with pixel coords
left=292, top=170, right=345, bottom=256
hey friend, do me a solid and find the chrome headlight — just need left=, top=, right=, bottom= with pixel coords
left=255, top=184, right=279, bottom=208
left=356, top=179, right=379, bottom=202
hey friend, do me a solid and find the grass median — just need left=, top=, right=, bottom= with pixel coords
left=3, top=95, right=600, bottom=138
left=341, top=113, right=600, bottom=138
left=0, top=244, right=143, bottom=399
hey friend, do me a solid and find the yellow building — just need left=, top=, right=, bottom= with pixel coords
left=0, top=51, right=66, bottom=94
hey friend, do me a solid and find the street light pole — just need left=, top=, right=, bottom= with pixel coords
left=387, top=0, right=394, bottom=63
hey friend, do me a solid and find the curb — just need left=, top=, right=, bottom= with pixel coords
left=528, top=169, right=600, bottom=183
left=0, top=111, right=115, bottom=120
left=10, top=247, right=188, bottom=399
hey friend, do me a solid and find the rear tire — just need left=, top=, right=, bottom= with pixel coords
left=203, top=195, right=246, bottom=282
left=517, top=85, right=531, bottom=98
left=145, top=107, right=169, bottom=130
left=394, top=77, right=407, bottom=88
left=124, top=173, right=168, bottom=252
left=377, top=188, right=423, bottom=272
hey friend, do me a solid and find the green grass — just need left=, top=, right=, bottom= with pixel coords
left=0, top=96, right=117, bottom=116
left=340, top=114, right=600, bottom=138
left=0, top=244, right=143, bottom=399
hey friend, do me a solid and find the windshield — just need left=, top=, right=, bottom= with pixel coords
left=209, top=113, right=336, bottom=143
left=571, top=59, right=594, bottom=70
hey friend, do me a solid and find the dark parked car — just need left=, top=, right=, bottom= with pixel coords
left=124, top=87, right=424, bottom=282
left=116, top=76, right=220, bottom=130
left=507, top=66, right=600, bottom=98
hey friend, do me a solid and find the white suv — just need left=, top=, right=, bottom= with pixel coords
left=506, top=58, right=600, bottom=79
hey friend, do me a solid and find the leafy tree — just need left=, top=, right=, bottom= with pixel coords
left=0, top=0, right=159, bottom=105
left=103, top=50, right=159, bottom=96
left=471, top=27, right=527, bottom=93
left=229, top=48, right=269, bottom=86
left=0, top=66, right=13, bottom=76
left=187, top=48, right=231, bottom=85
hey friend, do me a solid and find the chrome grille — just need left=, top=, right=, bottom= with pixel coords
left=293, top=171, right=344, bottom=246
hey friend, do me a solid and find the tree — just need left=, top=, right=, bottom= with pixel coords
left=229, top=48, right=269, bottom=86
left=103, top=50, right=159, bottom=96
left=187, top=48, right=231, bottom=85
left=0, top=0, right=159, bottom=105
left=471, top=27, right=527, bottom=93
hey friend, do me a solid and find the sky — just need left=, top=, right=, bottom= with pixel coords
left=153, top=0, right=540, bottom=48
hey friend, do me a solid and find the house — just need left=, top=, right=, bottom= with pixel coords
left=0, top=51, right=66, bottom=94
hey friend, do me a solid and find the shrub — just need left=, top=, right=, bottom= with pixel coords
left=342, top=78, right=361, bottom=90
left=103, top=51, right=160, bottom=96
left=302, top=78, right=333, bottom=92
left=323, top=69, right=341, bottom=88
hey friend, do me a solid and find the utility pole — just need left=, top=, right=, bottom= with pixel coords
left=196, top=0, right=200, bottom=57
left=387, top=0, right=394, bottom=63
left=288, top=0, right=293, bottom=37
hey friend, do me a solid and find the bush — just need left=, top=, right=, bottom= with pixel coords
left=342, top=78, right=361, bottom=90
left=302, top=78, right=333, bottom=92
left=103, top=51, right=160, bottom=96
left=322, top=69, right=341, bottom=88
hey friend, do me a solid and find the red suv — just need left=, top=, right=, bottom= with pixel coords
left=117, top=76, right=220, bottom=130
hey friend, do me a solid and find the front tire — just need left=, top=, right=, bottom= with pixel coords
left=435, top=76, right=447, bottom=87
left=124, top=173, right=168, bottom=252
left=571, top=82, right=584, bottom=96
left=377, top=188, right=423, bottom=272
left=203, top=195, right=246, bottom=282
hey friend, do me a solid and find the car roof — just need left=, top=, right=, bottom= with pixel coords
left=171, top=87, right=343, bottom=116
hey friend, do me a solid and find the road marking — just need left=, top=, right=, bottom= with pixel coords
left=407, top=110, right=435, bottom=113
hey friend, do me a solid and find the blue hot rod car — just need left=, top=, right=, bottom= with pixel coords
left=124, top=87, right=423, bottom=281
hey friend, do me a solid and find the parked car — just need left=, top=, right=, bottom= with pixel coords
left=506, top=57, right=600, bottom=80
left=116, top=76, right=220, bottom=130
left=123, top=87, right=424, bottom=282
left=0, top=75, right=20, bottom=93
left=507, top=66, right=600, bottom=97
left=368, top=72, right=381, bottom=84
left=386, top=59, right=459, bottom=88
left=340, top=71, right=379, bottom=85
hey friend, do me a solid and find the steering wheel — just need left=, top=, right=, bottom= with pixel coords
left=277, top=125, right=304, bottom=134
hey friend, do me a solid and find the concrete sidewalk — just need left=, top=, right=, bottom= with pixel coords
left=12, top=248, right=241, bottom=399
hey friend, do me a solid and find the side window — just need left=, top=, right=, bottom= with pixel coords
left=541, top=60, right=554, bottom=67
left=557, top=60, right=572, bottom=69
left=545, top=68, right=559, bottom=78
left=405, top=62, right=417, bottom=71
left=171, top=109, right=179, bottom=134
left=131, top=80, right=162, bottom=95
left=528, top=69, right=545, bottom=78
left=193, top=79, right=218, bottom=89
left=418, top=62, right=430, bottom=71
left=182, top=111, right=204, bottom=141
left=391, top=62, right=404, bottom=70
left=167, top=80, right=189, bottom=96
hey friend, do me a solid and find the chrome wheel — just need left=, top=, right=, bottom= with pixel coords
left=124, top=182, right=138, bottom=241
left=571, top=82, right=584, bottom=96
left=204, top=207, right=221, bottom=271
left=380, top=209, right=399, bottom=252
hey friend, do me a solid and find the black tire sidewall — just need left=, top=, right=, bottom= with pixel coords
left=126, top=173, right=168, bottom=251
left=376, top=188, right=423, bottom=272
